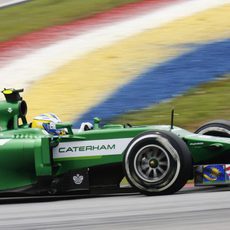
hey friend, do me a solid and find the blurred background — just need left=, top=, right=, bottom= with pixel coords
left=0, top=0, right=229, bottom=131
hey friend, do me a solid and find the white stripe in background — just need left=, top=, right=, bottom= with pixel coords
left=0, top=0, right=29, bottom=8
left=0, top=0, right=229, bottom=92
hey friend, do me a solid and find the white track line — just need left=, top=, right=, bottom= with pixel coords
left=0, top=0, right=29, bottom=8
left=0, top=0, right=229, bottom=91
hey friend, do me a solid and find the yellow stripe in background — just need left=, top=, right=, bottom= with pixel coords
left=24, top=5, right=230, bottom=122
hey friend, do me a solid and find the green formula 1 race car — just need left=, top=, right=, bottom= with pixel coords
left=0, top=89, right=229, bottom=196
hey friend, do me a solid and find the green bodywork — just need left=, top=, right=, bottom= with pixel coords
left=0, top=89, right=229, bottom=192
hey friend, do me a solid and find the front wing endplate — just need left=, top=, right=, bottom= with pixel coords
left=194, top=164, right=230, bottom=186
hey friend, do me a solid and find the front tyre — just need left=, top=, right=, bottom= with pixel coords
left=124, top=131, right=192, bottom=195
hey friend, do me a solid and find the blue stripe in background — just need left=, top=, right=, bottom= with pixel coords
left=74, top=39, right=230, bottom=127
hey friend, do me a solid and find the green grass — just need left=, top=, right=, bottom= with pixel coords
left=0, top=0, right=142, bottom=42
left=113, top=76, right=230, bottom=131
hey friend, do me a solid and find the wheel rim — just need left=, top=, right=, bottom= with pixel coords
left=134, top=144, right=170, bottom=183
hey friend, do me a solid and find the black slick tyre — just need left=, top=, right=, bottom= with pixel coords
left=195, top=120, right=230, bottom=137
left=123, top=130, right=192, bottom=195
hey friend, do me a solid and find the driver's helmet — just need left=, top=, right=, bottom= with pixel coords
left=31, top=113, right=65, bottom=135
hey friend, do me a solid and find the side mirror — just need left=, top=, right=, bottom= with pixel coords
left=56, top=122, right=73, bottom=135
left=93, top=117, right=101, bottom=129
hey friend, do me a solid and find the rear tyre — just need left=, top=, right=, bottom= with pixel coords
left=195, top=120, right=230, bottom=138
left=195, top=120, right=230, bottom=188
left=123, top=131, right=192, bottom=195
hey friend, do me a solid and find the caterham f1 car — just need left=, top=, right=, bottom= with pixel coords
left=0, top=89, right=229, bottom=196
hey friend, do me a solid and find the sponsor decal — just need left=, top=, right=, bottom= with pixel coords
left=73, top=174, right=84, bottom=185
left=203, top=165, right=225, bottom=182
left=189, top=142, right=204, bottom=146
left=59, top=144, right=115, bottom=153
left=225, top=164, right=230, bottom=180
left=53, top=138, right=132, bottom=158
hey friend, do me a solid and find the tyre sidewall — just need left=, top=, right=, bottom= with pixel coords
left=195, top=120, right=230, bottom=137
left=124, top=130, right=192, bottom=195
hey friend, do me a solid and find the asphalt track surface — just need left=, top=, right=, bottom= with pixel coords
left=1, top=186, right=230, bottom=229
